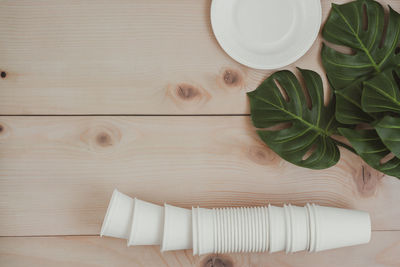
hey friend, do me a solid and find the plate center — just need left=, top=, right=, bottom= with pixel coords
left=234, top=0, right=294, bottom=45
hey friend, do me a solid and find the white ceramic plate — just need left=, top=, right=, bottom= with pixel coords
left=211, top=0, right=322, bottom=69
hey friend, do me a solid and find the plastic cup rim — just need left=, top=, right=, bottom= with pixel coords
left=263, top=206, right=268, bottom=252
left=127, top=198, right=139, bottom=246
left=160, top=203, right=170, bottom=251
left=191, top=207, right=199, bottom=255
left=305, top=204, right=310, bottom=250
left=100, top=189, right=120, bottom=237
left=312, top=204, right=319, bottom=251
left=267, top=204, right=273, bottom=253
left=290, top=204, right=296, bottom=253
left=284, top=204, right=291, bottom=254
left=306, top=203, right=317, bottom=252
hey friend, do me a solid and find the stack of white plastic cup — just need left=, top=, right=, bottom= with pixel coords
left=193, top=207, right=215, bottom=255
left=287, top=204, right=309, bottom=253
left=101, top=189, right=166, bottom=246
left=100, top=189, right=193, bottom=251
left=192, top=206, right=270, bottom=254
left=191, top=204, right=371, bottom=255
left=101, top=190, right=371, bottom=255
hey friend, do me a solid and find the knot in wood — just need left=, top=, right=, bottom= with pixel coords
left=96, top=132, right=112, bottom=147
left=223, top=69, right=240, bottom=86
left=354, top=165, right=384, bottom=197
left=247, top=145, right=279, bottom=166
left=176, top=84, right=199, bottom=100
left=201, top=256, right=233, bottom=267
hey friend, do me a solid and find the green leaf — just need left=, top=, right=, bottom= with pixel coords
left=375, top=115, right=400, bottom=158
left=247, top=0, right=400, bottom=175
left=322, top=0, right=400, bottom=90
left=362, top=68, right=400, bottom=113
left=339, top=128, right=400, bottom=178
left=247, top=69, right=340, bottom=170
left=335, top=81, right=375, bottom=124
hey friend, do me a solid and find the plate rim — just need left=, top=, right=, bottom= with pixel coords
left=210, top=0, right=322, bottom=70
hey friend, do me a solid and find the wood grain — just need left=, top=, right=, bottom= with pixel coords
left=1, top=0, right=400, bottom=266
left=1, top=0, right=399, bottom=115
left=1, top=232, right=399, bottom=267
left=0, top=116, right=399, bottom=236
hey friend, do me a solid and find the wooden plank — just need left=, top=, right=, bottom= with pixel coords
left=0, top=232, right=399, bottom=267
left=1, top=0, right=399, bottom=115
left=0, top=116, right=399, bottom=236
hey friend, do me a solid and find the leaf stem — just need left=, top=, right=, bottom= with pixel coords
left=333, top=139, right=358, bottom=155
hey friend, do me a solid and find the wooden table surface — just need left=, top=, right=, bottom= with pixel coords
left=1, top=0, right=400, bottom=266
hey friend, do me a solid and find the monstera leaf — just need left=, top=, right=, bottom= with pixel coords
left=247, top=69, right=341, bottom=170
left=322, top=0, right=400, bottom=90
left=361, top=67, right=400, bottom=166
left=322, top=0, right=400, bottom=125
left=362, top=68, right=400, bottom=113
left=247, top=0, right=400, bottom=179
left=340, top=128, right=400, bottom=177
left=375, top=115, right=400, bottom=158
left=335, top=81, right=375, bottom=124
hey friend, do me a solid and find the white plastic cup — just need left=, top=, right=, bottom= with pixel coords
left=313, top=204, right=371, bottom=252
left=192, top=207, right=199, bottom=255
left=213, top=208, right=219, bottom=253
left=239, top=207, right=247, bottom=252
left=224, top=208, right=230, bottom=253
left=246, top=207, right=253, bottom=253
left=100, top=189, right=134, bottom=239
left=288, top=204, right=309, bottom=253
left=227, top=208, right=233, bottom=253
left=260, top=207, right=267, bottom=252
left=244, top=207, right=252, bottom=252
left=210, top=206, right=268, bottom=254
left=197, top=207, right=216, bottom=255
left=232, top=207, right=240, bottom=253
left=306, top=203, right=317, bottom=252
left=222, top=208, right=229, bottom=253
left=237, top=207, right=243, bottom=253
left=251, top=207, right=260, bottom=252
left=215, top=208, right=222, bottom=253
left=234, top=207, right=240, bottom=253
left=161, top=204, right=192, bottom=251
left=283, top=204, right=292, bottom=254
left=268, top=205, right=286, bottom=253
left=255, top=207, right=261, bottom=252
left=127, top=198, right=164, bottom=246
left=236, top=207, right=244, bottom=253
left=232, top=208, right=238, bottom=252
left=261, top=206, right=269, bottom=252
left=255, top=207, right=262, bottom=252
left=227, top=208, right=234, bottom=253
left=230, top=208, right=236, bottom=252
